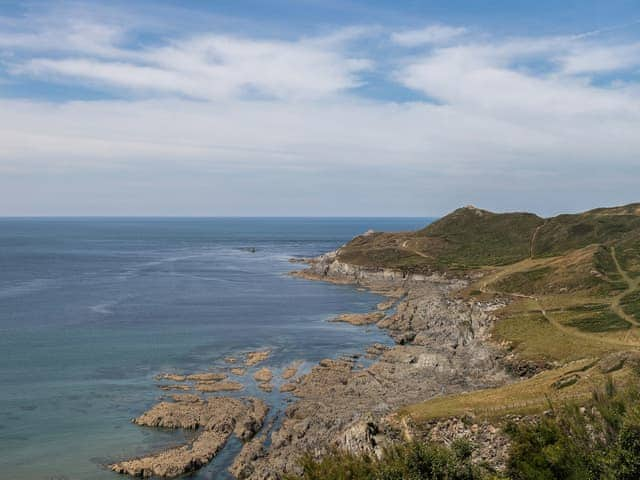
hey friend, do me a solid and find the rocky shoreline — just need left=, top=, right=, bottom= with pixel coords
left=111, top=248, right=514, bottom=479
left=227, top=250, right=514, bottom=479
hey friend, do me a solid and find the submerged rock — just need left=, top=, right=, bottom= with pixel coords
left=157, top=384, right=192, bottom=391
left=155, top=373, right=187, bottom=382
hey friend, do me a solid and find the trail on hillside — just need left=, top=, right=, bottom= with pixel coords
left=400, top=240, right=431, bottom=259
left=529, top=222, right=545, bottom=259
left=610, top=247, right=640, bottom=327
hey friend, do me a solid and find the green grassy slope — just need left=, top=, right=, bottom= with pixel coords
left=336, top=203, right=640, bottom=277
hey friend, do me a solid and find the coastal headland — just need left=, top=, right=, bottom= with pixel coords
left=111, top=203, right=640, bottom=479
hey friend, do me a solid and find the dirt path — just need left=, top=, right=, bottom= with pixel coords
left=611, top=247, right=640, bottom=327
left=400, top=240, right=431, bottom=259
left=529, top=223, right=545, bottom=259
left=479, top=274, right=640, bottom=348
left=535, top=297, right=640, bottom=347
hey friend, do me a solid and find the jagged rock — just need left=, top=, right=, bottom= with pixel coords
left=229, top=434, right=267, bottom=479
left=245, top=350, right=271, bottom=367
left=111, top=397, right=268, bottom=478
left=334, top=415, right=382, bottom=457
left=235, top=399, right=269, bottom=441
left=253, top=368, right=273, bottom=383
left=282, top=360, right=303, bottom=380
left=599, top=351, right=640, bottom=373
left=377, top=299, right=396, bottom=311
left=231, top=367, right=246, bottom=376
left=280, top=383, right=297, bottom=393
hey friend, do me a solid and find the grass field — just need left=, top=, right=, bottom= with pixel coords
left=400, top=358, right=635, bottom=422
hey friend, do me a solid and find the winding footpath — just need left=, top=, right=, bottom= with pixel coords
left=611, top=246, right=640, bottom=327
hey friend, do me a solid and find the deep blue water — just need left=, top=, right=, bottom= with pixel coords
left=0, top=217, right=431, bottom=480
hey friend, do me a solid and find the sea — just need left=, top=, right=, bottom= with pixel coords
left=0, top=217, right=432, bottom=480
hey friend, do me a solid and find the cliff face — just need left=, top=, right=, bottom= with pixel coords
left=297, top=248, right=449, bottom=284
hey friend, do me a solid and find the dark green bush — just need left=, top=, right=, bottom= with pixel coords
left=506, top=379, right=640, bottom=480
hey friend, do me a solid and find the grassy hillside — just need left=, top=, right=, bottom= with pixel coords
left=415, top=206, right=543, bottom=268
left=336, top=203, right=640, bottom=275
left=532, top=204, right=640, bottom=257
left=335, top=203, right=640, bottom=427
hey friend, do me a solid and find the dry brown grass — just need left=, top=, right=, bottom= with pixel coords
left=400, top=360, right=634, bottom=422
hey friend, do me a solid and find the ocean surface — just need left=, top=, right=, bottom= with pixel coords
left=0, top=217, right=432, bottom=480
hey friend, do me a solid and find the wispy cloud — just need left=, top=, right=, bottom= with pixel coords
left=2, top=11, right=373, bottom=101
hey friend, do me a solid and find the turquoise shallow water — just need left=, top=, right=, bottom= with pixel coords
left=0, top=217, right=431, bottom=480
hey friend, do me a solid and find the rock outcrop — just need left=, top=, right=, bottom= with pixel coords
left=110, top=396, right=268, bottom=478
left=281, top=361, right=303, bottom=380
left=194, top=381, right=244, bottom=392
left=245, top=350, right=271, bottom=367
left=331, top=311, right=385, bottom=325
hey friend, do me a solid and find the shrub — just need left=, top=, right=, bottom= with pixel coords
left=289, top=439, right=494, bottom=480
left=506, top=379, right=640, bottom=480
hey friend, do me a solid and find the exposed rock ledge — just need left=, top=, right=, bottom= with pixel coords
left=110, top=396, right=267, bottom=478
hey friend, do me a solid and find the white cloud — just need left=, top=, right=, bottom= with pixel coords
left=1, top=8, right=639, bottom=215
left=559, top=43, right=640, bottom=74
left=6, top=21, right=372, bottom=101
left=391, top=24, right=467, bottom=47
left=396, top=38, right=640, bottom=122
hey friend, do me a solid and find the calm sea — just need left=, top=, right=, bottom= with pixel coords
left=0, top=217, right=431, bottom=480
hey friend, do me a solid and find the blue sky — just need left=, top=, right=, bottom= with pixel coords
left=1, top=1, right=639, bottom=216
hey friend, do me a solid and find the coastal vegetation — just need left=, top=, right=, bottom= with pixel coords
left=296, top=379, right=640, bottom=480
left=288, top=439, right=492, bottom=480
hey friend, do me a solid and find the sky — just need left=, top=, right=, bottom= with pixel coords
left=1, top=0, right=639, bottom=217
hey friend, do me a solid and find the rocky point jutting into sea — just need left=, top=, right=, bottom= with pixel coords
left=110, top=238, right=515, bottom=479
